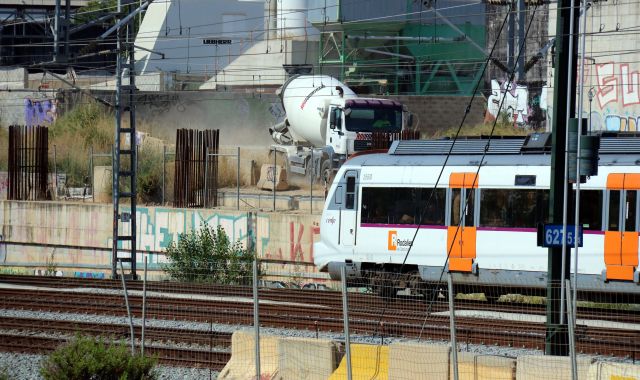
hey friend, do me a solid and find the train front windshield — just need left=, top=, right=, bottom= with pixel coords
left=344, top=106, right=402, bottom=133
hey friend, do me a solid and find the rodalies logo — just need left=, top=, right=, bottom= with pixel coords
left=388, top=230, right=412, bottom=251
left=388, top=230, right=397, bottom=250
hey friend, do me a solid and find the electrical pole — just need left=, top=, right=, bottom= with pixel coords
left=546, top=0, right=580, bottom=356
left=112, top=0, right=140, bottom=279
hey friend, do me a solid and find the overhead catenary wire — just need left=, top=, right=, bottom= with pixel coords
left=360, top=0, right=514, bottom=338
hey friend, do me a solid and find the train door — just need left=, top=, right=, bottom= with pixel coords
left=447, top=173, right=478, bottom=273
left=604, top=174, right=640, bottom=282
left=339, top=170, right=358, bottom=246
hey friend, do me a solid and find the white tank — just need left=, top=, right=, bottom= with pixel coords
left=280, top=75, right=357, bottom=146
left=277, top=0, right=308, bottom=40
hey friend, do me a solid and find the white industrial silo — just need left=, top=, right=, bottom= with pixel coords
left=277, top=0, right=308, bottom=40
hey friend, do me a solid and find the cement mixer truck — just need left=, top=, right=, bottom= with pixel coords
left=269, top=75, right=414, bottom=183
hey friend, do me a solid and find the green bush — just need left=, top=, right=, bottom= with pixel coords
left=40, top=335, right=157, bottom=380
left=163, top=223, right=255, bottom=284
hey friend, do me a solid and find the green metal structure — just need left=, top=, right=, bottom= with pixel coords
left=315, top=1, right=486, bottom=96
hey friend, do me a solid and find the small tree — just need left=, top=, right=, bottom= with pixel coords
left=40, top=335, right=157, bottom=380
left=163, top=223, right=255, bottom=284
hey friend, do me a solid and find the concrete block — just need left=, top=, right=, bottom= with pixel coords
left=388, top=342, right=449, bottom=380
left=277, top=337, right=337, bottom=380
left=588, top=361, right=640, bottom=380
left=516, top=355, right=593, bottom=380
left=330, top=343, right=389, bottom=380
left=0, top=68, right=27, bottom=89
left=257, top=164, right=289, bottom=191
left=219, top=330, right=280, bottom=380
left=453, top=352, right=516, bottom=380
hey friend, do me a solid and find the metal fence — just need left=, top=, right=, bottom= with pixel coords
left=8, top=125, right=49, bottom=200
left=2, top=261, right=638, bottom=379
left=173, top=129, right=220, bottom=208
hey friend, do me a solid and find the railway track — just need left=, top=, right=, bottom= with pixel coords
left=0, top=332, right=231, bottom=369
left=0, top=275, right=638, bottom=360
left=2, top=274, right=638, bottom=324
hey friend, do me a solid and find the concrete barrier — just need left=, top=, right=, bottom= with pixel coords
left=516, top=355, right=593, bottom=380
left=219, top=330, right=280, bottom=380
left=388, top=342, right=449, bottom=380
left=453, top=352, right=516, bottom=380
left=257, top=164, right=289, bottom=191
left=588, top=361, right=640, bottom=380
left=329, top=343, right=389, bottom=380
left=277, top=337, right=337, bottom=380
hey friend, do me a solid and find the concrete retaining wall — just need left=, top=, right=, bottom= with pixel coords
left=0, top=200, right=324, bottom=279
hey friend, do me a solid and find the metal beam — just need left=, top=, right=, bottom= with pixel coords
left=69, top=13, right=116, bottom=35
left=363, top=48, right=414, bottom=61
left=99, top=0, right=152, bottom=40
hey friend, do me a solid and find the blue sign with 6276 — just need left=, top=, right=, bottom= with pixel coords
left=542, top=224, right=583, bottom=248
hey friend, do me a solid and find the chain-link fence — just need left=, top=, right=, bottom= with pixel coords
left=1, top=261, right=639, bottom=379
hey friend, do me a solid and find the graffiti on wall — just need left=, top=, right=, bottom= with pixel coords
left=486, top=80, right=546, bottom=129
left=24, top=97, right=57, bottom=126
left=110, top=207, right=320, bottom=271
left=263, top=221, right=320, bottom=264
left=583, top=62, right=640, bottom=131
left=487, top=79, right=529, bottom=125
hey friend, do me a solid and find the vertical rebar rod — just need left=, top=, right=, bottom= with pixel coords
left=141, top=256, right=147, bottom=356
left=162, top=145, right=166, bottom=205
left=272, top=147, right=276, bottom=211
left=253, top=260, right=261, bottom=380
left=119, top=260, right=135, bottom=354
left=448, top=273, right=459, bottom=380
left=566, top=279, right=577, bottom=380
left=237, top=147, right=240, bottom=211
left=310, top=150, right=313, bottom=214
left=90, top=146, right=94, bottom=202
left=204, top=147, right=209, bottom=208
left=53, top=144, right=58, bottom=199
left=341, top=266, right=352, bottom=380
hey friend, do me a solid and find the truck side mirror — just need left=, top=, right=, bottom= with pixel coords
left=329, top=111, right=336, bottom=129
left=407, top=113, right=415, bottom=127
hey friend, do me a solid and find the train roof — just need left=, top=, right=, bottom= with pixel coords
left=346, top=133, right=640, bottom=168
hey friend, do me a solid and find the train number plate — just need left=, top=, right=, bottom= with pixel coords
left=541, top=224, right=583, bottom=248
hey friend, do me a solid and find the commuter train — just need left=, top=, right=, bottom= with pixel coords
left=313, top=133, right=640, bottom=296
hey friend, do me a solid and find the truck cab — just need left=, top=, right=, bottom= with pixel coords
left=326, top=98, right=407, bottom=156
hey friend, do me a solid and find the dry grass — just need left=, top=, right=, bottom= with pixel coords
left=431, top=122, right=533, bottom=139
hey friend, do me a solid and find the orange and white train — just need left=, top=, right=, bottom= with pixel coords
left=313, top=134, right=640, bottom=295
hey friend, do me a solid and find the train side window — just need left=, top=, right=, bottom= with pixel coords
left=578, top=190, right=603, bottom=230
left=464, top=189, right=475, bottom=227
left=508, top=190, right=548, bottom=228
left=480, top=189, right=509, bottom=227
left=335, top=186, right=343, bottom=205
left=345, top=176, right=355, bottom=209
left=421, top=188, right=446, bottom=225
left=480, top=189, right=548, bottom=228
left=450, top=189, right=461, bottom=226
left=625, top=190, right=637, bottom=232
left=361, top=187, right=389, bottom=224
left=608, top=190, right=620, bottom=231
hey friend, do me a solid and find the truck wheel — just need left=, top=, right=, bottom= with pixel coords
left=320, top=160, right=334, bottom=185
